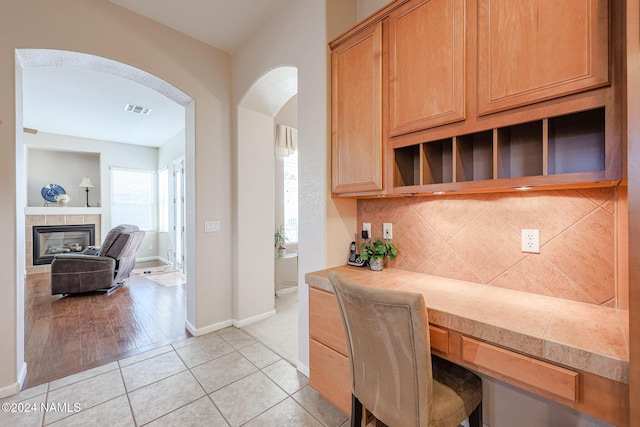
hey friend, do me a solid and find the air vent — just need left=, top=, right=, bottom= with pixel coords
left=124, top=104, right=152, bottom=115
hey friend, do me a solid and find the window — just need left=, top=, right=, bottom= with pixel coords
left=111, top=168, right=155, bottom=231
left=283, top=151, right=298, bottom=243
left=158, top=168, right=169, bottom=232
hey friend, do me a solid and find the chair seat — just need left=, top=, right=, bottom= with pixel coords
left=431, top=356, right=483, bottom=427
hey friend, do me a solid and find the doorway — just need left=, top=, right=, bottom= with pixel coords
left=174, top=157, right=186, bottom=272
left=16, top=49, right=195, bottom=386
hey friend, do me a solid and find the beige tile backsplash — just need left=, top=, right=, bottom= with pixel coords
left=358, top=187, right=616, bottom=306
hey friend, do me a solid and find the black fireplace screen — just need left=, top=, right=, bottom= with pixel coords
left=33, top=225, right=95, bottom=265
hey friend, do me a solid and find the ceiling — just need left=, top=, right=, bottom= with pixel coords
left=22, top=0, right=288, bottom=147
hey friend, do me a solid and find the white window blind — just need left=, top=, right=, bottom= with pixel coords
left=111, top=168, right=155, bottom=231
left=283, top=151, right=298, bottom=243
left=158, top=168, right=169, bottom=232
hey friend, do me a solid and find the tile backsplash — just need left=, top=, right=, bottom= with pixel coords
left=358, top=187, right=616, bottom=306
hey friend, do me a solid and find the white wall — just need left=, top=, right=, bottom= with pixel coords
left=1, top=0, right=232, bottom=396
left=27, top=148, right=100, bottom=208
left=357, top=0, right=391, bottom=19
left=236, top=107, right=276, bottom=322
left=232, top=0, right=329, bottom=374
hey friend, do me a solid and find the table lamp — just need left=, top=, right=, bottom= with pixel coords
left=79, top=177, right=94, bottom=207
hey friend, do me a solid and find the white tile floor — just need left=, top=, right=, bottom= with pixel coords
left=0, top=327, right=349, bottom=427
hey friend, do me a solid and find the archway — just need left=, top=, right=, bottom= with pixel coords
left=234, top=66, right=298, bottom=327
left=15, top=49, right=196, bottom=385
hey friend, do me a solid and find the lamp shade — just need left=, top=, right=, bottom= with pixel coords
left=79, top=177, right=94, bottom=188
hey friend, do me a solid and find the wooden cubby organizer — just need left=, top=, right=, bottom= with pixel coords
left=393, top=107, right=609, bottom=194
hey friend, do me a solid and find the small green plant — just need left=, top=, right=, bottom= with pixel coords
left=359, top=238, right=398, bottom=261
left=274, top=225, right=287, bottom=249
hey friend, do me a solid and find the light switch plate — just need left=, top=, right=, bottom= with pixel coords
left=205, top=221, right=220, bottom=232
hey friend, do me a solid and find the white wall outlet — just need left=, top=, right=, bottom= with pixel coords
left=521, top=229, right=540, bottom=253
left=383, top=223, right=393, bottom=239
left=205, top=221, right=221, bottom=232
left=363, top=222, right=371, bottom=239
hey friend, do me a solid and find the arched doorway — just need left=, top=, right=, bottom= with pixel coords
left=15, top=49, right=196, bottom=385
left=234, top=66, right=297, bottom=334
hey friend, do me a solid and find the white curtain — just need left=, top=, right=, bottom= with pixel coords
left=275, top=124, right=298, bottom=157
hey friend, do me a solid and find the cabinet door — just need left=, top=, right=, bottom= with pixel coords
left=331, top=23, right=384, bottom=194
left=477, top=0, right=609, bottom=115
left=389, top=0, right=466, bottom=136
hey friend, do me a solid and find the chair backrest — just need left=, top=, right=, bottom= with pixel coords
left=98, top=224, right=140, bottom=257
left=98, top=224, right=145, bottom=283
left=329, top=272, right=433, bottom=427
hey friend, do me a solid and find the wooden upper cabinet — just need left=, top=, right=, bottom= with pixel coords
left=477, top=0, right=609, bottom=115
left=331, top=23, right=384, bottom=194
left=389, top=0, right=466, bottom=136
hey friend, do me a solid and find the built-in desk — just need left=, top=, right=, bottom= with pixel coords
left=306, top=266, right=629, bottom=426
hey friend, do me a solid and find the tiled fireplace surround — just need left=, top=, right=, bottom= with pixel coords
left=358, top=187, right=618, bottom=307
left=25, top=214, right=102, bottom=275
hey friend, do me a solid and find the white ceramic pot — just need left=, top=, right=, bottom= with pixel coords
left=370, top=258, right=384, bottom=271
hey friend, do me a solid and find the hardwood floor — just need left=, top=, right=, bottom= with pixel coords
left=24, top=261, right=189, bottom=388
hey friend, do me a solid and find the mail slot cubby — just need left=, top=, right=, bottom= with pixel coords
left=548, top=108, right=605, bottom=175
left=456, top=131, right=494, bottom=182
left=391, top=107, right=613, bottom=194
left=497, top=121, right=543, bottom=179
left=423, top=138, right=453, bottom=185
left=394, top=145, right=421, bottom=187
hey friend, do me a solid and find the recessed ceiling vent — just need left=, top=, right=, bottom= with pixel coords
left=124, top=104, right=152, bottom=115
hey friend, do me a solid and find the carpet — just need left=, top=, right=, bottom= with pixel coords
left=131, top=265, right=186, bottom=287
left=242, top=292, right=298, bottom=365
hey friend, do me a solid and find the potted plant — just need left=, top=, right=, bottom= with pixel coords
left=359, top=237, right=399, bottom=271
left=274, top=225, right=287, bottom=257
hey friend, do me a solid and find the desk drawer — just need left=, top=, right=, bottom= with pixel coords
left=309, top=287, right=348, bottom=355
left=462, top=337, right=578, bottom=402
left=309, top=338, right=351, bottom=415
left=429, top=325, right=449, bottom=355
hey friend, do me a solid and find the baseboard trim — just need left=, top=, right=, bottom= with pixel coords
left=156, top=256, right=172, bottom=266
left=136, top=256, right=159, bottom=263
left=0, top=362, right=27, bottom=399
left=185, top=319, right=233, bottom=337
left=233, top=309, right=276, bottom=328
left=297, top=361, right=309, bottom=378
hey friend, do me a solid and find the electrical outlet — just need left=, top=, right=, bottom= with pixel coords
left=363, top=223, right=371, bottom=239
left=383, top=223, right=393, bottom=239
left=521, top=229, right=540, bottom=253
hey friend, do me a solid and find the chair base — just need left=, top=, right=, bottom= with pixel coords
left=352, top=394, right=483, bottom=427
left=469, top=402, right=482, bottom=427
left=59, top=282, right=125, bottom=297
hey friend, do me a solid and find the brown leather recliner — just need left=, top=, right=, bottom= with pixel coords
left=51, top=224, right=145, bottom=295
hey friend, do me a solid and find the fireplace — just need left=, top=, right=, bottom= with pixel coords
left=32, top=225, right=95, bottom=265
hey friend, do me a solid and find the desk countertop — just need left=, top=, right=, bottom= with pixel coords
left=305, top=266, right=628, bottom=384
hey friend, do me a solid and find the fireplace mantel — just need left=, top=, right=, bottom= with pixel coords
left=25, top=207, right=103, bottom=215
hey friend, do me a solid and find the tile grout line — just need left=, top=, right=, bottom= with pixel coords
left=9, top=326, right=344, bottom=427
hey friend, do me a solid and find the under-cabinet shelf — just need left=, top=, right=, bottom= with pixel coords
left=497, top=120, right=543, bottom=179
left=393, top=107, right=609, bottom=194
left=456, top=131, right=493, bottom=182
left=548, top=108, right=605, bottom=175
